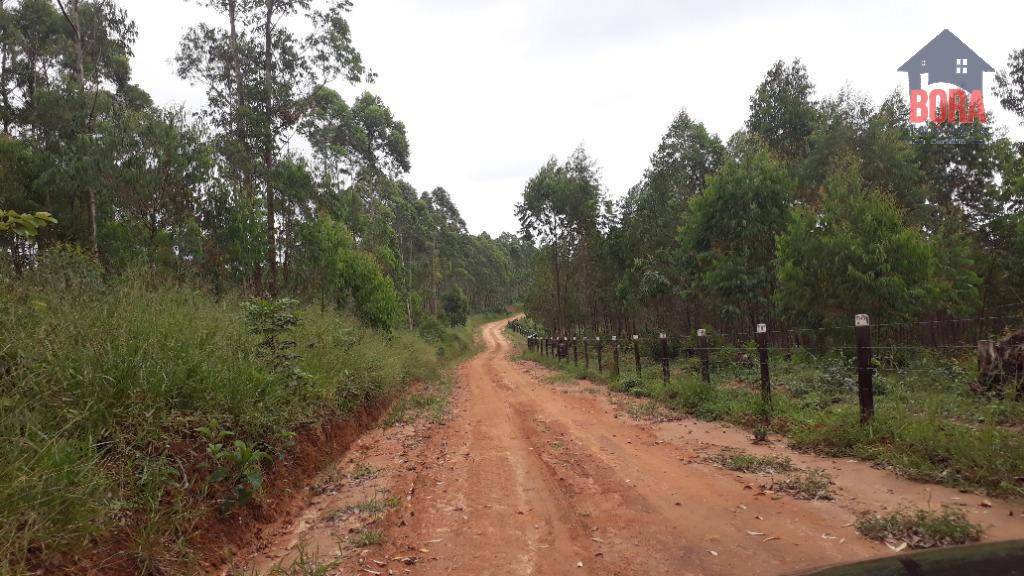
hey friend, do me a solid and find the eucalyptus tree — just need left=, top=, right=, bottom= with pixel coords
left=516, top=147, right=603, bottom=333
left=178, top=0, right=370, bottom=295
left=618, top=109, right=724, bottom=327
left=678, top=145, right=793, bottom=326
left=996, top=47, right=1024, bottom=124
left=746, top=58, right=817, bottom=161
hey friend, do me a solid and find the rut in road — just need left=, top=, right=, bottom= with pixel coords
left=234, top=318, right=1024, bottom=576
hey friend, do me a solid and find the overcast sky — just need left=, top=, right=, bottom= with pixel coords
left=122, top=0, right=1024, bottom=236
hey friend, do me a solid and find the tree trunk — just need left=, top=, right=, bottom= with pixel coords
left=398, top=231, right=414, bottom=329
left=262, top=0, right=277, bottom=296
left=69, top=1, right=98, bottom=255
left=431, top=234, right=439, bottom=315
left=61, top=0, right=99, bottom=255
left=226, top=0, right=253, bottom=197
left=552, top=238, right=563, bottom=334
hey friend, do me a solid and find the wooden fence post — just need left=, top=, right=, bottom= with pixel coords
left=855, top=314, right=874, bottom=423
left=572, top=337, right=578, bottom=365
left=612, top=336, right=620, bottom=377
left=756, top=323, right=771, bottom=408
left=698, top=328, right=710, bottom=384
left=596, top=337, right=603, bottom=373
left=633, top=334, right=641, bottom=376
left=660, top=333, right=669, bottom=383
left=583, top=337, right=589, bottom=371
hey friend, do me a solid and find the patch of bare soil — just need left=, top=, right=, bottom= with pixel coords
left=231, top=319, right=1024, bottom=576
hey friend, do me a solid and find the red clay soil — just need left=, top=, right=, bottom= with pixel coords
left=230, top=318, right=1024, bottom=576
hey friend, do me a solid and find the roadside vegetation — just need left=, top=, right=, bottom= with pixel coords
left=516, top=339, right=1024, bottom=498
left=0, top=252, right=495, bottom=574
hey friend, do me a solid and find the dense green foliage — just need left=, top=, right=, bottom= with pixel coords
left=0, top=253, right=482, bottom=573
left=519, top=57, right=1024, bottom=334
left=1, top=0, right=533, bottom=327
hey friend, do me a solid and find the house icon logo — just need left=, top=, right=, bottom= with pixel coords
left=897, top=29, right=992, bottom=124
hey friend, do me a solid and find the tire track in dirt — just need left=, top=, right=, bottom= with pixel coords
left=233, top=318, right=1024, bottom=576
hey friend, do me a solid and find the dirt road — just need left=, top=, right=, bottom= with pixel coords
left=234, top=318, right=1024, bottom=575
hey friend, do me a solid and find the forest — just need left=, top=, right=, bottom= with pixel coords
left=516, top=57, right=1024, bottom=336
left=1, top=0, right=534, bottom=326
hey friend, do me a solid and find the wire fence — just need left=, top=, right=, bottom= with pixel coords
left=507, top=311, right=1024, bottom=423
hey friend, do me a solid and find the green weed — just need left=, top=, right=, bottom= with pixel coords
left=265, top=545, right=341, bottom=576
left=856, top=507, right=984, bottom=548
left=348, top=529, right=384, bottom=548
left=349, top=492, right=401, bottom=516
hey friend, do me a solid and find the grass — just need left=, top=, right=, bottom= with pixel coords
left=348, top=529, right=384, bottom=548
left=515, top=333, right=1024, bottom=497
left=856, top=507, right=985, bottom=548
left=709, top=449, right=795, bottom=474
left=349, top=492, right=401, bottom=516
left=0, top=258, right=484, bottom=575
left=265, top=546, right=341, bottom=576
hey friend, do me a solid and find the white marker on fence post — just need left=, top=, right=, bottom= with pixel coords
left=755, top=323, right=771, bottom=419
left=632, top=334, right=641, bottom=375
left=855, top=314, right=874, bottom=422
left=697, top=329, right=710, bottom=383
left=659, top=332, right=669, bottom=383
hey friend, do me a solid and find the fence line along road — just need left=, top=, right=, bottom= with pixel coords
left=507, top=312, right=1024, bottom=425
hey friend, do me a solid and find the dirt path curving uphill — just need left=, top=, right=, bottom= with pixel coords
left=231, top=318, right=1024, bottom=575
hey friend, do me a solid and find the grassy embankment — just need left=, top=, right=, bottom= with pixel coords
left=509, top=330, right=1024, bottom=498
left=0, top=252, right=496, bottom=575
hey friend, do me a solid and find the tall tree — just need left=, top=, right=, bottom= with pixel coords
left=178, top=0, right=369, bottom=295
left=746, top=58, right=816, bottom=160
left=679, top=146, right=793, bottom=325
left=516, top=147, right=602, bottom=332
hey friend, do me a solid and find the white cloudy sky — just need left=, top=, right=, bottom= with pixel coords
left=123, top=0, right=1024, bottom=236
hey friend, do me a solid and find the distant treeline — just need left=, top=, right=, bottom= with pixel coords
left=0, top=0, right=534, bottom=329
left=517, top=56, right=1024, bottom=335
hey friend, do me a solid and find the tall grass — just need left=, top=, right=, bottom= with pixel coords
left=0, top=252, right=475, bottom=574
